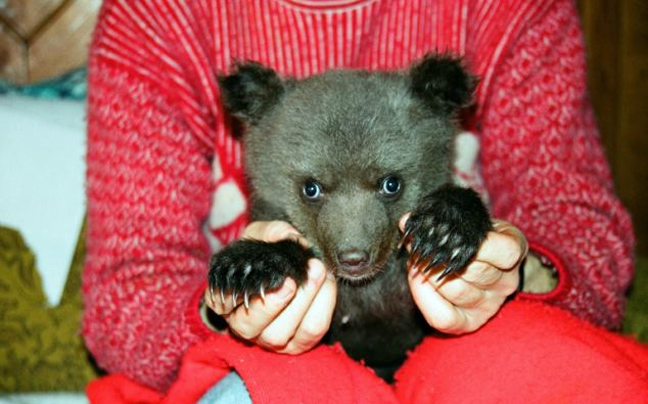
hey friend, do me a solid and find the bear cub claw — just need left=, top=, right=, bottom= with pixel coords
left=208, top=239, right=314, bottom=308
left=401, top=184, right=492, bottom=280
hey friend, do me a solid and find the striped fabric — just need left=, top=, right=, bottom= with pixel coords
left=83, top=0, right=635, bottom=391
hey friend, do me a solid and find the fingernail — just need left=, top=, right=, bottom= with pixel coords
left=277, top=279, right=296, bottom=299
left=307, top=260, right=326, bottom=286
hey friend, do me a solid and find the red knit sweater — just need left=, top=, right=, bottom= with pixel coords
left=83, top=0, right=635, bottom=391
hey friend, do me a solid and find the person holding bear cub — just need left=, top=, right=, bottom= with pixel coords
left=83, top=0, right=648, bottom=402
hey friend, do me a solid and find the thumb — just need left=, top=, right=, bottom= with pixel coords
left=398, top=212, right=411, bottom=232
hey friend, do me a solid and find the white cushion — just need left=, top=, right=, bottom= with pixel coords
left=0, top=95, right=86, bottom=306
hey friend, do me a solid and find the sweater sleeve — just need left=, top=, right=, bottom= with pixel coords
left=477, top=0, right=635, bottom=329
left=82, top=0, right=227, bottom=391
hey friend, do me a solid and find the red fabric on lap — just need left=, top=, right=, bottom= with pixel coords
left=88, top=301, right=648, bottom=404
left=87, top=335, right=398, bottom=404
left=394, top=300, right=648, bottom=404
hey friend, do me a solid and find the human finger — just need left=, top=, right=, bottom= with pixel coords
left=280, top=268, right=337, bottom=354
left=225, top=278, right=297, bottom=340
left=458, top=260, right=504, bottom=288
left=256, top=260, right=327, bottom=350
left=474, top=223, right=527, bottom=270
left=398, top=213, right=411, bottom=233
left=434, top=276, right=486, bottom=308
left=204, top=287, right=241, bottom=316
left=408, top=269, right=468, bottom=334
left=242, top=220, right=311, bottom=248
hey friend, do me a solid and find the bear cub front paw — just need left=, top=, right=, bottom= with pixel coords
left=402, top=184, right=492, bottom=279
left=208, top=239, right=314, bottom=307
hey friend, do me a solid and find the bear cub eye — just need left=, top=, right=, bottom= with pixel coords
left=379, top=176, right=402, bottom=197
left=302, top=179, right=323, bottom=201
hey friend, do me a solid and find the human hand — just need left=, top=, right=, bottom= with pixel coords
left=400, top=217, right=524, bottom=334
left=204, top=221, right=337, bottom=354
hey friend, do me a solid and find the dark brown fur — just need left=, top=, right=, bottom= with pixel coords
left=210, top=55, right=491, bottom=381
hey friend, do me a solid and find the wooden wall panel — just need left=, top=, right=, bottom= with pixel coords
left=27, top=0, right=99, bottom=82
left=577, top=1, right=621, bottom=171
left=0, top=0, right=99, bottom=84
left=0, top=25, right=27, bottom=83
left=579, top=0, right=648, bottom=255
left=617, top=0, right=648, bottom=255
left=0, top=0, right=65, bottom=38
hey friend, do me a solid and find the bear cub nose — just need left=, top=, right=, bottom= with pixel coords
left=337, top=249, right=370, bottom=273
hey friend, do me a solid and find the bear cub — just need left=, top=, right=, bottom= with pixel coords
left=209, top=54, right=492, bottom=382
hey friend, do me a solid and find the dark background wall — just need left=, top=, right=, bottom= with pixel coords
left=578, top=0, right=648, bottom=255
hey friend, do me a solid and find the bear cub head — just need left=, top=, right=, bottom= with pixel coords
left=218, top=54, right=476, bottom=283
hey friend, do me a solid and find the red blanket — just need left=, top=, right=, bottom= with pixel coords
left=87, top=301, right=648, bottom=403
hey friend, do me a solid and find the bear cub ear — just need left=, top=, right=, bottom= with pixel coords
left=409, top=53, right=478, bottom=115
left=218, top=61, right=285, bottom=125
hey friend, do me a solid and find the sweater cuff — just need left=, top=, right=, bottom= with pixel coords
left=517, top=242, right=570, bottom=302
left=185, top=281, right=219, bottom=341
